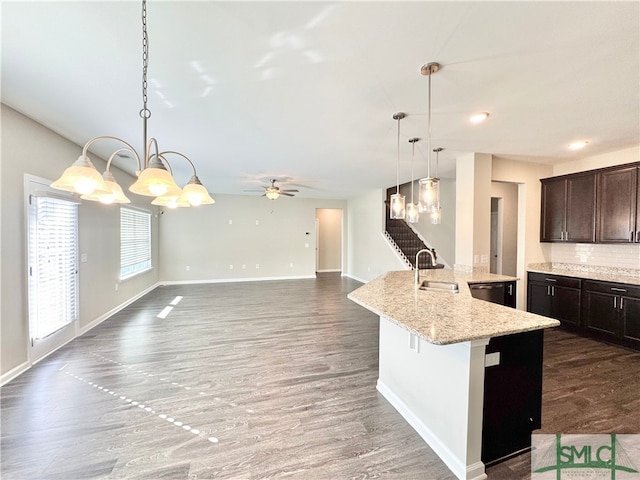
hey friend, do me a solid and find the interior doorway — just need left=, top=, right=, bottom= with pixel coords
left=490, top=182, right=519, bottom=277
left=315, top=208, right=343, bottom=273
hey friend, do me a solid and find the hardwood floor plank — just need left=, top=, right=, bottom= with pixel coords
left=1, top=273, right=637, bottom=479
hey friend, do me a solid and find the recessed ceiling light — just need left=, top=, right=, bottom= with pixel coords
left=568, top=141, right=589, bottom=150
left=469, top=112, right=489, bottom=123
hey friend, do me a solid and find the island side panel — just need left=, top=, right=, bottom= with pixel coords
left=376, top=316, right=489, bottom=480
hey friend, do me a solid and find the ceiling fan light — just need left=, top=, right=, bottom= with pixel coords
left=266, top=189, right=280, bottom=200
left=129, top=166, right=181, bottom=197
left=51, top=155, right=110, bottom=195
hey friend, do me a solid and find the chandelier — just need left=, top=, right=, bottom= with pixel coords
left=418, top=62, right=441, bottom=224
left=51, top=0, right=214, bottom=208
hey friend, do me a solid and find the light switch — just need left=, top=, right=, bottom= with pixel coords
left=81, top=253, right=88, bottom=263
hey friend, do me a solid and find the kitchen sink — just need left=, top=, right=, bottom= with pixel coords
left=419, top=280, right=459, bottom=293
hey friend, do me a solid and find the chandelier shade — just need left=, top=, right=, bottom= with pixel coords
left=179, top=176, right=215, bottom=206
left=81, top=170, right=131, bottom=204
left=151, top=194, right=189, bottom=209
left=51, top=155, right=110, bottom=196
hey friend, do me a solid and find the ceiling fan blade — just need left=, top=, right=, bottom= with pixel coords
left=280, top=189, right=299, bottom=193
left=280, top=192, right=295, bottom=197
left=243, top=189, right=266, bottom=192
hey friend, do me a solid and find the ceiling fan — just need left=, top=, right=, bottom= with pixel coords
left=246, top=179, right=299, bottom=200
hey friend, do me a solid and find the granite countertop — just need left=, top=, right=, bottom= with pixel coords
left=347, top=270, right=560, bottom=346
left=527, top=263, right=640, bottom=286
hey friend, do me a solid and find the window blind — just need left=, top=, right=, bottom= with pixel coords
left=120, top=207, right=152, bottom=279
left=28, top=195, right=78, bottom=339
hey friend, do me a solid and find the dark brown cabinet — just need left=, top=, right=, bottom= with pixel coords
left=582, top=280, right=640, bottom=349
left=540, top=162, right=640, bottom=244
left=540, top=174, right=596, bottom=242
left=527, top=273, right=581, bottom=328
left=597, top=165, right=639, bottom=243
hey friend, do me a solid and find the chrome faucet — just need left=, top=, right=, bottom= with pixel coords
left=415, top=248, right=437, bottom=286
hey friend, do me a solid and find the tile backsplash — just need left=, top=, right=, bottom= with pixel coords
left=550, top=243, right=640, bottom=269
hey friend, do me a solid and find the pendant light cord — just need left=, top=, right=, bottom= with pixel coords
left=410, top=140, right=415, bottom=202
left=396, top=116, right=400, bottom=195
left=427, top=70, right=432, bottom=178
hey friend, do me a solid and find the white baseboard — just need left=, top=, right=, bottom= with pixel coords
left=376, top=379, right=487, bottom=480
left=78, top=282, right=160, bottom=336
left=316, top=269, right=341, bottom=273
left=342, top=273, right=369, bottom=284
left=0, top=360, right=31, bottom=386
left=160, top=275, right=317, bottom=285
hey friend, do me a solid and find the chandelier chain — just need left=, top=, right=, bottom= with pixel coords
left=140, top=0, right=150, bottom=119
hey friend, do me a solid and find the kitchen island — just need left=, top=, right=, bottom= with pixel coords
left=347, top=270, right=560, bottom=480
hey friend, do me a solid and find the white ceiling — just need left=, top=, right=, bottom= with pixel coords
left=2, top=1, right=638, bottom=199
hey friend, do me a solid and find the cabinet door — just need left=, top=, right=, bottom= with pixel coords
left=540, top=178, right=566, bottom=242
left=528, top=282, right=552, bottom=317
left=566, top=174, right=596, bottom=243
left=621, top=295, right=640, bottom=348
left=552, top=286, right=581, bottom=328
left=636, top=167, right=640, bottom=243
left=583, top=290, right=618, bottom=337
left=597, top=166, right=638, bottom=243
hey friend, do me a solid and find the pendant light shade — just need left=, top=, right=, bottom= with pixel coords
left=390, top=112, right=406, bottom=220
left=51, top=155, right=109, bottom=195
left=406, top=137, right=420, bottom=223
left=417, top=62, right=442, bottom=221
left=430, top=147, right=443, bottom=224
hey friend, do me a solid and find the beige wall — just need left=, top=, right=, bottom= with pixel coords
left=158, top=195, right=347, bottom=282
left=399, top=178, right=456, bottom=266
left=346, top=188, right=407, bottom=282
left=316, top=208, right=343, bottom=272
left=552, top=145, right=639, bottom=176
left=491, top=182, right=519, bottom=276
left=491, top=157, right=554, bottom=308
left=1, top=105, right=159, bottom=382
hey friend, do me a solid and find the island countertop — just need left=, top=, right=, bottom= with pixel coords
left=347, top=269, right=560, bottom=345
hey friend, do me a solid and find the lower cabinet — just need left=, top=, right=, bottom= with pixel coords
left=482, top=330, right=543, bottom=465
left=470, top=281, right=544, bottom=465
left=527, top=273, right=581, bottom=328
left=582, top=280, right=640, bottom=350
left=527, top=272, right=640, bottom=351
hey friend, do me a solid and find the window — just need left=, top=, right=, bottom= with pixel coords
left=120, top=207, right=152, bottom=279
left=28, top=193, right=78, bottom=339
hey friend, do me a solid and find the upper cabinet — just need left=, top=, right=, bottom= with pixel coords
left=597, top=165, right=639, bottom=243
left=540, top=173, right=596, bottom=243
left=541, top=162, right=640, bottom=244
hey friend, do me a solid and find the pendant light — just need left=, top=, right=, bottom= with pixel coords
left=430, top=147, right=443, bottom=224
left=51, top=0, right=213, bottom=208
left=406, top=137, right=420, bottom=223
left=390, top=112, right=406, bottom=220
left=418, top=62, right=441, bottom=218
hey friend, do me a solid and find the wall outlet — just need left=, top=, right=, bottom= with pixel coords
left=81, top=253, right=88, bottom=263
left=290, top=263, right=294, bottom=268
left=186, top=265, right=190, bottom=271
left=255, top=220, right=259, bottom=225
left=229, top=264, right=234, bottom=270
left=474, top=254, right=480, bottom=264
left=481, top=254, right=489, bottom=264
left=228, top=219, right=233, bottom=225
left=305, top=243, right=309, bottom=248
left=255, top=264, right=260, bottom=269
left=115, top=283, right=119, bottom=291
left=242, top=264, right=246, bottom=269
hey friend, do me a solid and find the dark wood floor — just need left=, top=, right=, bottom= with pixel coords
left=1, top=273, right=638, bottom=479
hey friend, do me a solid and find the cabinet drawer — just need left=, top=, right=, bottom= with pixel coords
left=583, top=280, right=640, bottom=298
left=528, top=272, right=581, bottom=289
